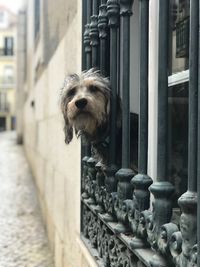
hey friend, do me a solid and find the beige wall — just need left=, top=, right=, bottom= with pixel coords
left=23, top=1, right=98, bottom=266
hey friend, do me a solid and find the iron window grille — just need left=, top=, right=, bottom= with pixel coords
left=81, top=0, right=199, bottom=266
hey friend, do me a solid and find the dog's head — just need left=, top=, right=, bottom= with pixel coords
left=61, top=69, right=111, bottom=144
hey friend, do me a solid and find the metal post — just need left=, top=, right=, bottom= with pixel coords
left=178, top=0, right=198, bottom=265
left=149, top=1, right=174, bottom=265
left=86, top=0, right=101, bottom=205
left=130, top=0, right=152, bottom=249
left=90, top=0, right=100, bottom=67
left=101, top=0, right=120, bottom=222
left=114, top=0, right=135, bottom=234
left=98, top=0, right=108, bottom=75
left=198, top=3, right=200, bottom=265
left=82, top=0, right=92, bottom=200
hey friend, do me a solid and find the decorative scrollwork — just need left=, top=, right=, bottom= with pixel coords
left=107, top=0, right=120, bottom=27
left=90, top=15, right=99, bottom=46
left=169, top=231, right=183, bottom=267
left=189, top=244, right=197, bottom=267
left=94, top=162, right=105, bottom=212
left=86, top=157, right=97, bottom=204
left=157, top=223, right=179, bottom=255
left=98, top=3, right=108, bottom=38
left=84, top=24, right=92, bottom=53
left=87, top=210, right=98, bottom=248
left=81, top=156, right=90, bottom=199
left=119, top=0, right=134, bottom=16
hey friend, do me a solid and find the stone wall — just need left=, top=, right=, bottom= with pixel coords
left=22, top=1, right=98, bottom=266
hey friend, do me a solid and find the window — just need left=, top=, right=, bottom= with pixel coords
left=3, top=66, right=14, bottom=84
left=0, top=92, right=7, bottom=111
left=4, top=37, right=14, bottom=56
left=0, top=12, right=4, bottom=23
left=168, top=0, right=190, bottom=205
left=34, top=0, right=40, bottom=39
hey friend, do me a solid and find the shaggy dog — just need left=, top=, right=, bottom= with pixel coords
left=60, top=69, right=138, bottom=167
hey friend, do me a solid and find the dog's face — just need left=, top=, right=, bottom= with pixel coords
left=61, top=69, right=111, bottom=144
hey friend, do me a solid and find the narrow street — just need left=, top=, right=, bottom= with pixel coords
left=0, top=131, right=54, bottom=267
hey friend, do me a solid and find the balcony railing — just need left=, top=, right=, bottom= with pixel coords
left=0, top=48, right=14, bottom=56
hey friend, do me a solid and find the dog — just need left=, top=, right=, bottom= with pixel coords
left=60, top=69, right=138, bottom=168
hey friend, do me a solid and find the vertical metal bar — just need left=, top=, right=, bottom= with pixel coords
left=82, top=0, right=87, bottom=71
left=149, top=2, right=174, bottom=262
left=198, top=3, right=200, bottom=265
left=83, top=0, right=92, bottom=157
left=121, top=13, right=131, bottom=168
left=82, top=0, right=92, bottom=203
left=198, top=2, right=200, bottom=264
left=157, top=0, right=169, bottom=182
left=177, top=0, right=198, bottom=265
left=187, top=0, right=198, bottom=192
left=138, top=0, right=148, bottom=175
left=98, top=0, right=108, bottom=75
left=130, top=0, right=152, bottom=249
left=90, top=0, right=99, bottom=68
left=114, top=0, right=134, bottom=234
left=100, top=0, right=120, bottom=222
left=107, top=0, right=119, bottom=166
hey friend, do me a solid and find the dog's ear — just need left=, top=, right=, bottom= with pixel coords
left=63, top=116, right=73, bottom=144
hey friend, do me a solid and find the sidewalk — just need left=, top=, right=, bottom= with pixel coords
left=0, top=131, right=54, bottom=267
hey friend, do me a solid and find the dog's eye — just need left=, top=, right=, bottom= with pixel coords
left=67, top=88, right=76, bottom=98
left=89, top=85, right=98, bottom=93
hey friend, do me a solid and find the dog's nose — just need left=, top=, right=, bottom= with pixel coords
left=75, top=98, right=88, bottom=109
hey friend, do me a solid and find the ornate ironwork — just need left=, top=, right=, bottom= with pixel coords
left=81, top=1, right=199, bottom=267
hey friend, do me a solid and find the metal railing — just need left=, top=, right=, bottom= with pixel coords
left=0, top=48, right=14, bottom=56
left=81, top=1, right=199, bottom=266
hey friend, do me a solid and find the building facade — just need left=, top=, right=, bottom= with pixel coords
left=0, top=6, right=16, bottom=131
left=17, top=0, right=199, bottom=266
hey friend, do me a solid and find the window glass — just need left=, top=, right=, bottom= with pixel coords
left=169, top=0, right=190, bottom=75
left=168, top=82, right=188, bottom=206
left=0, top=12, right=4, bottom=23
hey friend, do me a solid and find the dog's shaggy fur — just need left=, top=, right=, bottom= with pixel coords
left=61, top=69, right=138, bottom=168
left=61, top=69, right=111, bottom=145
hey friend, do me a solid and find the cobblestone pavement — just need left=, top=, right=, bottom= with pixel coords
left=0, top=131, right=54, bottom=267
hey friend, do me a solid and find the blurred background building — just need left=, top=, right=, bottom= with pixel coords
left=0, top=6, right=16, bottom=131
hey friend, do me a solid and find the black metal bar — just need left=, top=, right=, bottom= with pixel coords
left=157, top=0, right=169, bottom=182
left=83, top=0, right=93, bottom=157
left=82, top=0, right=92, bottom=201
left=198, top=2, right=200, bottom=263
left=149, top=2, right=174, bottom=262
left=177, top=0, right=198, bottom=265
left=120, top=5, right=131, bottom=169
left=100, top=0, right=120, bottom=223
left=90, top=0, right=99, bottom=67
left=98, top=0, right=108, bottom=75
left=138, top=0, right=148, bottom=174
left=113, top=0, right=134, bottom=234
left=82, top=0, right=87, bottom=71
left=187, top=0, right=198, bottom=192
left=130, top=0, right=152, bottom=249
left=198, top=3, right=200, bottom=265
left=107, top=0, right=119, bottom=165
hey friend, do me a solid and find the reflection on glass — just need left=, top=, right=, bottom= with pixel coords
left=169, top=0, right=190, bottom=75
left=168, top=82, right=188, bottom=206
